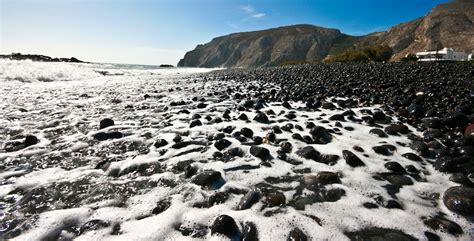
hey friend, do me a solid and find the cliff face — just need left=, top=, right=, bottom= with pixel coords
left=376, top=0, right=474, bottom=60
left=178, top=25, right=344, bottom=68
left=178, top=0, right=474, bottom=67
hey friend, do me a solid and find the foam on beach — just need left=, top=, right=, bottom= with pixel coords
left=0, top=60, right=472, bottom=240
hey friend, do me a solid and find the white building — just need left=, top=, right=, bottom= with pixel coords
left=416, top=48, right=470, bottom=62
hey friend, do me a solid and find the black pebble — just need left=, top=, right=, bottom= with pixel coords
left=154, top=139, right=168, bottom=148
left=384, top=162, right=405, bottom=173
left=342, top=150, right=365, bottom=167
left=214, top=139, right=232, bottom=151
left=250, top=146, right=271, bottom=160
left=100, top=118, right=114, bottom=129
left=211, top=215, right=240, bottom=238
left=24, top=135, right=39, bottom=147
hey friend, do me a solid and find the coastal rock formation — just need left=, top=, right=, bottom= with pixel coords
left=178, top=24, right=343, bottom=68
left=0, top=53, right=85, bottom=63
left=179, top=0, right=474, bottom=67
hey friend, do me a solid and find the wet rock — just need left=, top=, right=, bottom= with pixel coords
left=443, top=112, right=469, bottom=129
left=79, top=219, right=110, bottom=234
left=241, top=127, right=254, bottom=138
left=402, top=153, right=423, bottom=162
left=408, top=104, right=426, bottom=118
left=214, top=139, right=232, bottom=151
left=320, top=154, right=340, bottom=165
left=449, top=173, right=474, bottom=187
left=241, top=99, right=255, bottom=108
left=423, top=215, right=463, bottom=236
left=94, top=132, right=123, bottom=141
left=405, top=165, right=419, bottom=174
left=385, top=200, right=403, bottom=209
left=282, top=101, right=292, bottom=109
left=321, top=102, right=335, bottom=109
left=433, top=156, right=468, bottom=173
left=381, top=173, right=413, bottom=186
left=296, top=146, right=320, bottom=162
left=265, top=132, right=276, bottom=143
left=242, top=222, right=258, bottom=241
left=24, top=135, right=39, bottom=147
left=385, top=124, right=410, bottom=135
left=152, top=199, right=171, bottom=214
left=197, top=102, right=207, bottom=108
left=290, top=188, right=346, bottom=210
left=280, top=141, right=293, bottom=153
left=443, top=186, right=474, bottom=216
left=250, top=146, right=271, bottom=160
left=384, top=162, right=405, bottom=173
left=345, top=228, right=417, bottom=241
left=363, top=202, right=379, bottom=209
left=173, top=135, right=182, bottom=143
left=409, top=141, right=429, bottom=157
left=211, top=215, right=239, bottom=238
left=253, top=112, right=269, bottom=123
left=222, top=126, right=235, bottom=134
left=208, top=192, right=229, bottom=206
left=253, top=136, right=263, bottom=145
left=192, top=171, right=224, bottom=188
left=287, top=228, right=308, bottom=241
left=3, top=140, right=24, bottom=152
left=304, top=172, right=341, bottom=186
left=353, top=146, right=364, bottom=152
left=99, top=118, right=114, bottom=129
left=184, top=164, right=197, bottom=178
left=264, top=191, right=286, bottom=207
left=190, top=119, right=202, bottom=128
left=329, top=114, right=345, bottom=121
left=372, top=145, right=395, bottom=156
left=281, top=123, right=294, bottom=132
left=422, top=118, right=443, bottom=129
left=309, top=126, right=332, bottom=144
left=154, top=139, right=168, bottom=148
left=210, top=132, right=225, bottom=141
left=369, top=128, right=388, bottom=138
left=237, top=189, right=261, bottom=210
left=372, top=111, right=386, bottom=121
left=175, top=223, right=208, bottom=238
left=342, top=150, right=365, bottom=167
left=238, top=113, right=249, bottom=121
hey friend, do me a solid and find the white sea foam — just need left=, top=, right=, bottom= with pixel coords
left=0, top=59, right=215, bottom=83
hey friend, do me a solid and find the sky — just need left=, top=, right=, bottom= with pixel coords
left=0, top=0, right=450, bottom=65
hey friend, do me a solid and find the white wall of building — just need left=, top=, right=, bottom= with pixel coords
left=416, top=48, right=470, bottom=61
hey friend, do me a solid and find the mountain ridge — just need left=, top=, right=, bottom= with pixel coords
left=178, top=0, right=474, bottom=68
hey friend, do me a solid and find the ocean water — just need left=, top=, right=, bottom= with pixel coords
left=0, top=60, right=472, bottom=240
left=0, top=59, right=213, bottom=83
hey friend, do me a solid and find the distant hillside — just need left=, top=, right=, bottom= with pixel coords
left=178, top=0, right=474, bottom=68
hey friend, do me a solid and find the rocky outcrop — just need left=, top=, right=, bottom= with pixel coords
left=375, top=0, right=474, bottom=60
left=0, top=53, right=85, bottom=63
left=178, top=24, right=344, bottom=68
left=179, top=0, right=474, bottom=67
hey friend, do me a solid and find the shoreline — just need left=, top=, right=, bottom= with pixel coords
left=1, top=62, right=473, bottom=240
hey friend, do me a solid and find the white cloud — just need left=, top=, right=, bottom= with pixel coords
left=227, top=5, right=266, bottom=30
left=252, top=13, right=266, bottom=19
left=240, top=5, right=255, bottom=14
left=239, top=4, right=266, bottom=19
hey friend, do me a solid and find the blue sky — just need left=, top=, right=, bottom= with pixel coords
left=1, top=0, right=449, bottom=65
